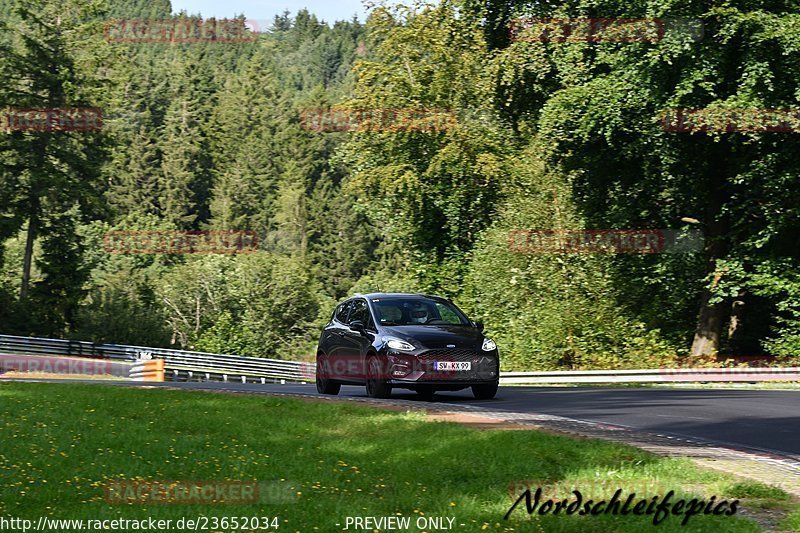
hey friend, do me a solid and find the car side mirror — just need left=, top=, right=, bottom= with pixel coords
left=474, top=321, right=485, bottom=332
left=350, top=320, right=366, bottom=335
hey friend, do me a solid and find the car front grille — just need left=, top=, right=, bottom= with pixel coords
left=415, top=349, right=497, bottom=382
left=417, top=349, right=479, bottom=363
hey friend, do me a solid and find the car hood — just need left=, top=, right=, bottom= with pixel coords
left=381, top=325, right=484, bottom=350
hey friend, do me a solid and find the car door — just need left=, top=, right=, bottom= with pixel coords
left=341, top=298, right=374, bottom=382
left=324, top=300, right=352, bottom=381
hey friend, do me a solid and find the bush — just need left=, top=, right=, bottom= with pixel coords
left=463, top=150, right=681, bottom=371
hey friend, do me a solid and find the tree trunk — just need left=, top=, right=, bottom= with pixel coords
left=690, top=289, right=725, bottom=357
left=19, top=212, right=37, bottom=299
left=21, top=136, right=46, bottom=299
left=727, top=290, right=747, bottom=355
left=690, top=152, right=730, bottom=357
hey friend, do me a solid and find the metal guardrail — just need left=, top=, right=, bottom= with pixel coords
left=0, top=335, right=312, bottom=384
left=1, top=335, right=798, bottom=385
left=500, top=367, right=800, bottom=384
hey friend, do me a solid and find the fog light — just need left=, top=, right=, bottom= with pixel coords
left=391, top=364, right=411, bottom=378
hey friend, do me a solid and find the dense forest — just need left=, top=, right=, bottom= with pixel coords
left=1, top=0, right=799, bottom=370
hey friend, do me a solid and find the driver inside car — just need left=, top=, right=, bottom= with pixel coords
left=409, top=305, right=429, bottom=324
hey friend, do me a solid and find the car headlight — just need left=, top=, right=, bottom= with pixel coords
left=482, top=338, right=497, bottom=352
left=385, top=337, right=415, bottom=352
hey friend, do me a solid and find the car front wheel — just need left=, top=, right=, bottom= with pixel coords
left=366, top=357, right=392, bottom=399
left=472, top=382, right=498, bottom=400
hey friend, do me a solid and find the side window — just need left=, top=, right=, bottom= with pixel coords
left=335, top=301, right=351, bottom=324
left=376, top=303, right=403, bottom=325
left=435, top=303, right=462, bottom=325
left=348, top=299, right=371, bottom=327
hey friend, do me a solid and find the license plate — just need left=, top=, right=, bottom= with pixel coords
left=434, top=362, right=471, bottom=371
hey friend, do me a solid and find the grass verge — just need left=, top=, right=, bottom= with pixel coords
left=0, top=382, right=796, bottom=532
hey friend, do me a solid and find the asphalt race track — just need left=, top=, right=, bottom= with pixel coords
left=88, top=380, right=800, bottom=457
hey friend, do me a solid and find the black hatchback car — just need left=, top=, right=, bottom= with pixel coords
left=316, top=293, right=499, bottom=400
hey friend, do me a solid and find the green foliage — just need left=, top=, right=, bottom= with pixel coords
left=1, top=8, right=372, bottom=359
left=338, top=1, right=511, bottom=296
left=0, top=0, right=111, bottom=332
left=26, top=208, right=90, bottom=336
left=463, top=150, right=679, bottom=370
left=158, top=254, right=321, bottom=359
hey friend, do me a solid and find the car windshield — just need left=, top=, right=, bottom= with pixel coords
left=371, top=298, right=470, bottom=327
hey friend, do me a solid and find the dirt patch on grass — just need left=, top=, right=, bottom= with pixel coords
left=266, top=393, right=583, bottom=435
left=422, top=410, right=548, bottom=430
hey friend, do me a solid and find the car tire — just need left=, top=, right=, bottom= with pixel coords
left=416, top=386, right=436, bottom=402
left=316, top=356, right=340, bottom=396
left=366, top=357, right=391, bottom=399
left=472, top=382, right=498, bottom=400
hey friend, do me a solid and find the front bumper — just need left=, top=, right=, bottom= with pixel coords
left=384, top=348, right=499, bottom=384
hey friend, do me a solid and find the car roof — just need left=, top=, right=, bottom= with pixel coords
left=357, top=293, right=447, bottom=300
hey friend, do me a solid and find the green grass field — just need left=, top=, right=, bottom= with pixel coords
left=0, top=382, right=797, bottom=532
